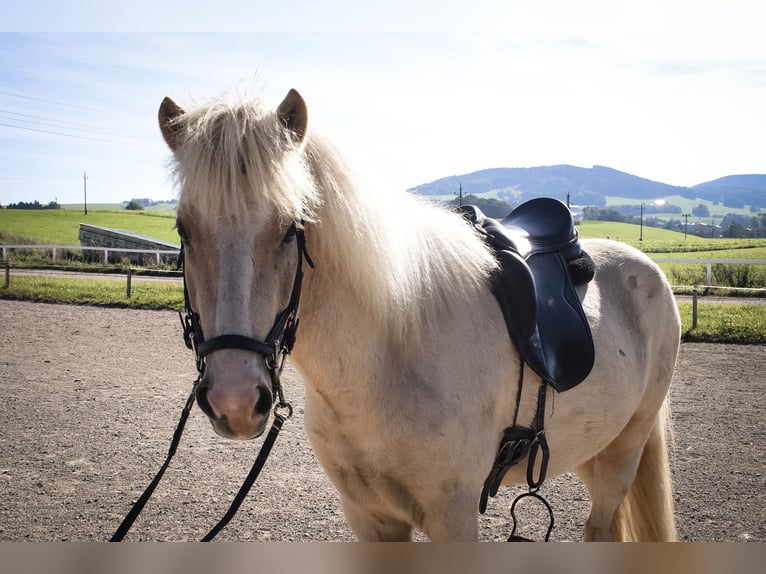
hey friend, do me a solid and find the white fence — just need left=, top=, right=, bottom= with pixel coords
left=2, top=245, right=765, bottom=287
left=1, top=244, right=180, bottom=266
left=652, top=257, right=766, bottom=287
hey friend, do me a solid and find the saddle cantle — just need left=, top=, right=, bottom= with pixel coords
left=459, top=198, right=595, bottom=392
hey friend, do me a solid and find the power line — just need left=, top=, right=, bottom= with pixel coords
left=0, top=108, right=152, bottom=140
left=0, top=90, right=105, bottom=112
left=0, top=121, right=138, bottom=145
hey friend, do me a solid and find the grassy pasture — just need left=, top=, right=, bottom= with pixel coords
left=0, top=275, right=183, bottom=310
left=60, top=203, right=178, bottom=212
left=0, top=209, right=178, bottom=245
left=677, top=302, right=766, bottom=344
left=604, top=194, right=759, bottom=221
left=576, top=221, right=766, bottom=289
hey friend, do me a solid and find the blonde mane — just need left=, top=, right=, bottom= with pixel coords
left=169, top=95, right=498, bottom=343
left=170, top=96, right=320, bottom=224
left=303, top=132, right=498, bottom=342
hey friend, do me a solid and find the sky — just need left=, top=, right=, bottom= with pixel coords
left=0, top=1, right=764, bottom=206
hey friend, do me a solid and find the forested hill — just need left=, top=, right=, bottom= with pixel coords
left=408, top=165, right=766, bottom=209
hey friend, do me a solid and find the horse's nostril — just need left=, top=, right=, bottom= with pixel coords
left=195, top=383, right=218, bottom=419
left=254, top=387, right=272, bottom=416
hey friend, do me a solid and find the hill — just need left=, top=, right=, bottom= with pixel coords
left=687, top=174, right=766, bottom=209
left=409, top=165, right=765, bottom=210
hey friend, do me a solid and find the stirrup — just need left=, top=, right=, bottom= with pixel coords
left=507, top=491, right=555, bottom=542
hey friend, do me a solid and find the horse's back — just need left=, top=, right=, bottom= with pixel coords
left=582, top=237, right=679, bottom=337
left=580, top=237, right=680, bottom=401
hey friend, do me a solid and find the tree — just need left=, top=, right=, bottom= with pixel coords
left=449, top=194, right=512, bottom=218
left=691, top=203, right=710, bottom=218
left=125, top=200, right=145, bottom=211
left=722, top=222, right=748, bottom=238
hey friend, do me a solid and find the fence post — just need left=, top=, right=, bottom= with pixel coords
left=706, top=263, right=712, bottom=286
left=692, top=287, right=698, bottom=329
left=104, top=249, right=109, bottom=264
left=4, top=260, right=8, bottom=289
left=126, top=267, right=132, bottom=298
left=52, top=247, right=57, bottom=263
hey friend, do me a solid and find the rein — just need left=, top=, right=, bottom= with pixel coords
left=110, top=225, right=313, bottom=542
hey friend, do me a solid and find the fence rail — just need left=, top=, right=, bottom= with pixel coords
left=2, top=245, right=766, bottom=287
left=1, top=244, right=180, bottom=266
left=652, top=257, right=766, bottom=286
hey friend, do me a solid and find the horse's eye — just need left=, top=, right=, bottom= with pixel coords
left=176, top=221, right=190, bottom=244
left=282, top=223, right=297, bottom=244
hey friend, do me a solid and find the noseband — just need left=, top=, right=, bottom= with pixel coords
left=178, top=224, right=314, bottom=408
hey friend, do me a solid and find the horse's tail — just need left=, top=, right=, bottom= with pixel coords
left=614, top=400, right=677, bottom=541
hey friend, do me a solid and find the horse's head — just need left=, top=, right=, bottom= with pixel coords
left=159, top=89, right=316, bottom=440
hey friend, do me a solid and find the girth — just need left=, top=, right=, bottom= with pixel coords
left=459, top=198, right=595, bottom=392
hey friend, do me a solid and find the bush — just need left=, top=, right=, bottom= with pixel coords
left=125, top=200, right=145, bottom=211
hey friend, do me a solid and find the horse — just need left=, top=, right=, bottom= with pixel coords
left=157, top=88, right=681, bottom=542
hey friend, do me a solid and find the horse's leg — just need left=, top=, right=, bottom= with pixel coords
left=340, top=497, right=414, bottom=542
left=576, top=445, right=643, bottom=541
left=341, top=491, right=479, bottom=541
left=576, top=405, right=674, bottom=541
left=419, top=491, right=479, bottom=542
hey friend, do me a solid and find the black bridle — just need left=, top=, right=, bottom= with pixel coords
left=180, top=223, right=313, bottom=396
left=111, top=224, right=313, bottom=542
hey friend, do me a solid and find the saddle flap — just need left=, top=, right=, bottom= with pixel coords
left=524, top=251, right=594, bottom=391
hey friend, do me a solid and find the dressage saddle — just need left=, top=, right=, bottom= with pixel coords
left=459, top=198, right=595, bottom=392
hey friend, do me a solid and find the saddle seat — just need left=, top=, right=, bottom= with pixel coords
left=459, top=198, right=595, bottom=392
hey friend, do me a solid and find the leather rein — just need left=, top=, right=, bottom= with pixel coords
left=111, top=224, right=313, bottom=541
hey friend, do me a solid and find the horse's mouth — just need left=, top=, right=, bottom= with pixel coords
left=195, top=385, right=272, bottom=440
left=207, top=413, right=270, bottom=441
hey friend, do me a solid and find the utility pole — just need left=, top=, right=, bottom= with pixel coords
left=457, top=182, right=463, bottom=207
left=639, top=203, right=643, bottom=241
left=683, top=213, right=689, bottom=239
left=83, top=171, right=88, bottom=215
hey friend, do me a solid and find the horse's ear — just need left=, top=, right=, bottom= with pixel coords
left=277, top=89, right=308, bottom=143
left=158, top=96, right=185, bottom=151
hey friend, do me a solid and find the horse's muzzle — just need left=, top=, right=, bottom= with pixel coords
left=195, top=377, right=272, bottom=440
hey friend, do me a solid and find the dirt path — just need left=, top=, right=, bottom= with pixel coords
left=0, top=300, right=763, bottom=542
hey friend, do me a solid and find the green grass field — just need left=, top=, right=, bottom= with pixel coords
left=605, top=194, right=758, bottom=222
left=0, top=209, right=178, bottom=245
left=678, top=302, right=766, bottom=344
left=577, top=221, right=766, bottom=254
left=0, top=275, right=183, bottom=310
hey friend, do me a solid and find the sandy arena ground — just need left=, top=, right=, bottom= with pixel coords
left=0, top=300, right=763, bottom=542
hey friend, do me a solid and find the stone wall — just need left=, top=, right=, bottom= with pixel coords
left=78, top=224, right=180, bottom=265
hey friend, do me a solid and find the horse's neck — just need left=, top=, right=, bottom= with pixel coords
left=292, top=268, right=386, bottom=392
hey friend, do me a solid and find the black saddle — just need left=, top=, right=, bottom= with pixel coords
left=459, top=198, right=595, bottom=392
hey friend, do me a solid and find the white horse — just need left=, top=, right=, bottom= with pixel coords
left=158, top=88, right=680, bottom=541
